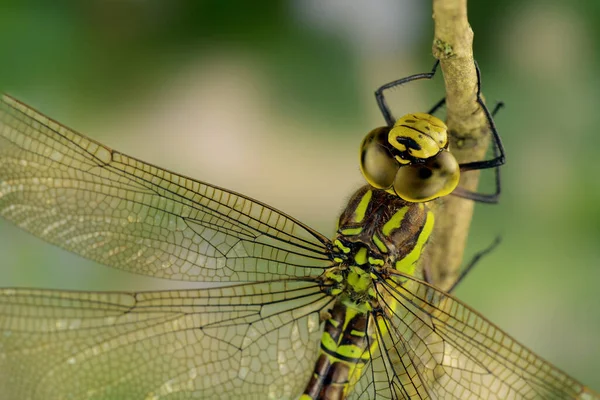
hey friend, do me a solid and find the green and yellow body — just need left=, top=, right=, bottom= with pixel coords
left=0, top=95, right=597, bottom=399
left=301, top=186, right=434, bottom=399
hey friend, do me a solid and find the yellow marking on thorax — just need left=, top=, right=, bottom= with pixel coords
left=346, top=266, right=374, bottom=299
left=352, top=189, right=372, bottom=223
left=394, top=210, right=434, bottom=276
left=334, top=239, right=351, bottom=254
left=372, top=234, right=388, bottom=253
left=325, top=270, right=344, bottom=283
left=377, top=207, right=435, bottom=340
left=340, top=227, right=363, bottom=236
left=381, top=206, right=408, bottom=236
left=368, top=257, right=384, bottom=266
left=325, top=269, right=344, bottom=295
left=354, top=247, right=368, bottom=265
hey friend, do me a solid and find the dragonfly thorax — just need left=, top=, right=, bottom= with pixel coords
left=325, top=241, right=380, bottom=311
left=334, top=186, right=435, bottom=279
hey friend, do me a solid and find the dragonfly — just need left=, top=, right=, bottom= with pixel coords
left=0, top=62, right=597, bottom=400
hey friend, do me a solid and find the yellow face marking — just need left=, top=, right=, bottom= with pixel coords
left=388, top=113, right=448, bottom=160
left=340, top=227, right=363, bottom=236
left=353, top=189, right=372, bottom=223
left=372, top=234, right=388, bottom=254
left=381, top=207, right=408, bottom=236
left=394, top=210, right=434, bottom=275
left=394, top=154, right=411, bottom=165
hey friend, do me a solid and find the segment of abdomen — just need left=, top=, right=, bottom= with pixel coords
left=301, top=301, right=377, bottom=400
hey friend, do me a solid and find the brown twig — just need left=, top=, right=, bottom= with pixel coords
left=424, top=0, right=493, bottom=291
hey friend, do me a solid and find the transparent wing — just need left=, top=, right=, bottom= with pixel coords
left=355, top=273, right=600, bottom=400
left=0, top=280, right=333, bottom=400
left=347, top=337, right=396, bottom=400
left=0, top=95, right=331, bottom=282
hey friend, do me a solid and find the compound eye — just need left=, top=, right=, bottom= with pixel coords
left=393, top=150, right=460, bottom=202
left=359, top=127, right=397, bottom=189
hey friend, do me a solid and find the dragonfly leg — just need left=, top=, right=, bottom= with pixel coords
left=375, top=60, right=440, bottom=127
left=375, top=60, right=507, bottom=204
left=445, top=236, right=502, bottom=293
left=452, top=62, right=506, bottom=204
left=427, top=96, right=446, bottom=116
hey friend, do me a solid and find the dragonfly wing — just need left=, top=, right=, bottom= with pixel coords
left=0, top=280, right=332, bottom=400
left=0, top=94, right=331, bottom=282
left=372, top=274, right=598, bottom=400
left=348, top=314, right=431, bottom=400
left=348, top=342, right=415, bottom=400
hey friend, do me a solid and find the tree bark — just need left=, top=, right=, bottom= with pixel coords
left=425, top=0, right=493, bottom=291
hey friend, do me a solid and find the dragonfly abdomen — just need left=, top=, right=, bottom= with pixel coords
left=301, top=301, right=376, bottom=400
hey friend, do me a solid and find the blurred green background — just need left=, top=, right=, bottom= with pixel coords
left=0, top=0, right=598, bottom=392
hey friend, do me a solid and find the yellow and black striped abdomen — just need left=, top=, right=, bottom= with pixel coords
left=300, top=301, right=376, bottom=400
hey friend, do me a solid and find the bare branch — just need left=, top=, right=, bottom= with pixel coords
left=424, top=0, right=493, bottom=291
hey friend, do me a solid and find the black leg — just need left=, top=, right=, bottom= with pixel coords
left=451, top=101, right=504, bottom=203
left=375, top=60, right=506, bottom=204
left=427, top=97, right=446, bottom=116
left=446, top=236, right=502, bottom=293
left=375, top=60, right=440, bottom=127
left=451, top=62, right=506, bottom=203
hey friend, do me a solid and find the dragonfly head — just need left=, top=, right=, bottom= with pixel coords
left=359, top=113, right=460, bottom=202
